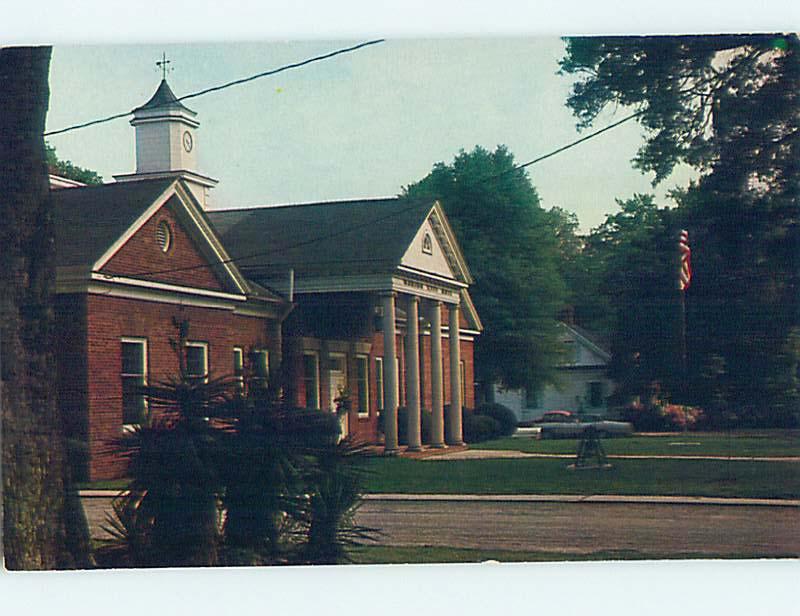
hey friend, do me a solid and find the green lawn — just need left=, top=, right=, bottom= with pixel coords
left=472, top=431, right=800, bottom=458
left=363, top=457, right=800, bottom=499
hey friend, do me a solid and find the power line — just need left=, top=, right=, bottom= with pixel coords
left=104, top=198, right=431, bottom=279
left=100, top=111, right=648, bottom=281
left=43, top=39, right=385, bottom=138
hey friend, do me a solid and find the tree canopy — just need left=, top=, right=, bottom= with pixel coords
left=46, top=142, right=102, bottom=185
left=404, top=145, right=566, bottom=394
left=560, top=35, right=799, bottom=426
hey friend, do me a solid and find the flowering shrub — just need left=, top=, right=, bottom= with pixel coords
left=662, top=404, right=704, bottom=429
left=622, top=400, right=704, bottom=431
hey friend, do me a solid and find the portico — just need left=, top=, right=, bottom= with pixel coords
left=209, top=196, right=482, bottom=451
left=380, top=286, right=465, bottom=453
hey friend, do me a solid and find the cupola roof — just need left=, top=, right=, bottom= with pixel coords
left=135, top=79, right=194, bottom=114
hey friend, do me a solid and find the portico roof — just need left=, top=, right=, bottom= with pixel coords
left=207, top=196, right=472, bottom=284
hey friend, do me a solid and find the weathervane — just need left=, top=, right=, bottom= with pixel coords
left=156, top=52, right=172, bottom=80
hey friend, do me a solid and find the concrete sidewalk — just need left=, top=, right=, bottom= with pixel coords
left=425, top=448, right=800, bottom=462
left=362, top=493, right=800, bottom=507
left=79, top=490, right=800, bottom=507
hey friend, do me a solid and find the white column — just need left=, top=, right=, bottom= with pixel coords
left=405, top=295, right=422, bottom=451
left=447, top=303, right=463, bottom=445
left=381, top=292, right=400, bottom=454
left=428, top=300, right=445, bottom=447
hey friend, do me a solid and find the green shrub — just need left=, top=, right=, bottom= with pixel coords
left=463, top=413, right=501, bottom=443
left=474, top=403, right=517, bottom=436
left=396, top=407, right=433, bottom=445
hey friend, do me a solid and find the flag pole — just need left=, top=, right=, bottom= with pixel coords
left=678, top=230, right=691, bottom=414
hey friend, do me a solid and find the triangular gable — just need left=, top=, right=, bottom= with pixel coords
left=399, top=201, right=473, bottom=285
left=94, top=180, right=249, bottom=296
left=401, top=216, right=457, bottom=280
left=561, top=323, right=611, bottom=364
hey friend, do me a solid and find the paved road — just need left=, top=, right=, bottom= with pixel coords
left=356, top=499, right=800, bottom=557
left=82, top=495, right=800, bottom=559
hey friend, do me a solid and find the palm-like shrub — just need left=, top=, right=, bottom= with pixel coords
left=100, top=362, right=377, bottom=567
left=99, top=375, right=233, bottom=567
left=296, top=438, right=378, bottom=565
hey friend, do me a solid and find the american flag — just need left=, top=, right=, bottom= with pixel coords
left=678, top=229, right=692, bottom=291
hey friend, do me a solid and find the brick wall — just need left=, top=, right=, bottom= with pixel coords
left=101, top=197, right=225, bottom=291
left=83, top=293, right=275, bottom=480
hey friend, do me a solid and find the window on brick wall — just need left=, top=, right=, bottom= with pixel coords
left=375, top=357, right=384, bottom=411
left=356, top=355, right=369, bottom=418
left=233, top=347, right=244, bottom=394
left=250, top=349, right=269, bottom=391
left=185, top=341, right=208, bottom=383
left=303, top=352, right=319, bottom=410
left=121, top=338, right=147, bottom=425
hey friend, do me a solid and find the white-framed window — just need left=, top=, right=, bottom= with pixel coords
left=250, top=349, right=270, bottom=390
left=422, top=232, right=433, bottom=255
left=356, top=355, right=370, bottom=417
left=233, top=347, right=244, bottom=393
left=588, top=381, right=604, bottom=408
left=302, top=352, right=320, bottom=410
left=121, top=337, right=147, bottom=425
left=185, top=341, right=208, bottom=382
left=375, top=356, right=384, bottom=411
left=524, top=387, right=541, bottom=409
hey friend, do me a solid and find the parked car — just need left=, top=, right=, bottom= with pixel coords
left=536, top=410, right=633, bottom=439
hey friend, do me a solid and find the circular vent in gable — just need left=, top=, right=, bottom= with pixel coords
left=156, top=220, right=172, bottom=253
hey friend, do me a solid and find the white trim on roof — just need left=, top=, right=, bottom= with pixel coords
left=90, top=180, right=249, bottom=297
left=89, top=272, right=247, bottom=301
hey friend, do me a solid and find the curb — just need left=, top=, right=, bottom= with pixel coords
left=78, top=490, right=800, bottom=507
left=361, top=494, right=800, bottom=507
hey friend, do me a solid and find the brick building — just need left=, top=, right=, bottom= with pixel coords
left=209, top=197, right=482, bottom=451
left=52, top=78, right=481, bottom=478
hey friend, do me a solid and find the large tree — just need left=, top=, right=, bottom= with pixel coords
left=404, top=145, right=566, bottom=395
left=560, top=35, right=799, bottom=425
left=1, top=46, right=91, bottom=569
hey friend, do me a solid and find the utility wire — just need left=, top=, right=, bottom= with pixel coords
left=44, top=39, right=385, bottom=137
left=100, top=110, right=647, bottom=281
left=106, top=198, right=431, bottom=279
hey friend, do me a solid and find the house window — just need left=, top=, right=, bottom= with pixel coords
left=121, top=338, right=147, bottom=425
left=250, top=349, right=269, bottom=390
left=303, top=352, right=319, bottom=410
left=588, top=381, right=604, bottom=408
left=356, top=355, right=369, bottom=418
left=185, top=341, right=208, bottom=382
left=524, top=387, right=541, bottom=409
left=422, top=232, right=433, bottom=255
left=233, top=347, right=244, bottom=393
left=375, top=357, right=384, bottom=411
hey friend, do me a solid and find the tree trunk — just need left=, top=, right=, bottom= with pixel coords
left=1, top=46, right=92, bottom=569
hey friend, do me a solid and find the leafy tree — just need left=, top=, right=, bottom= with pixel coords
left=582, top=195, right=681, bottom=401
left=404, top=145, right=566, bottom=393
left=45, top=142, right=102, bottom=185
left=1, top=46, right=93, bottom=570
left=560, top=35, right=800, bottom=425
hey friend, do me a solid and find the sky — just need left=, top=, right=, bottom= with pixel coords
left=44, top=38, right=700, bottom=231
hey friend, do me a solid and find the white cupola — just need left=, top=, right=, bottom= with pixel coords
left=114, top=78, right=217, bottom=208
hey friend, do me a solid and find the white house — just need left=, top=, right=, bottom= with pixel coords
left=493, top=322, right=614, bottom=423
